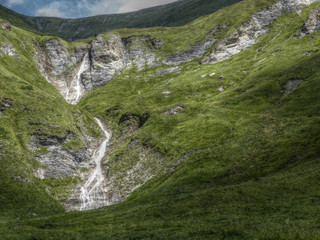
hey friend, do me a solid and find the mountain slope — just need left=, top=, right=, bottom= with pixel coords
left=0, top=4, right=39, bottom=33
left=1, top=0, right=320, bottom=239
left=0, top=20, right=102, bottom=218
left=1, top=0, right=243, bottom=41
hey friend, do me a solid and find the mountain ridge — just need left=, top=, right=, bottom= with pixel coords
left=1, top=0, right=243, bottom=40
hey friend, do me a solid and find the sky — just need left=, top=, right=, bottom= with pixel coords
left=0, top=0, right=178, bottom=18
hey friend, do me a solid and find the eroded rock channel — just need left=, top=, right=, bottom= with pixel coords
left=65, top=118, right=116, bottom=212
left=80, top=118, right=111, bottom=211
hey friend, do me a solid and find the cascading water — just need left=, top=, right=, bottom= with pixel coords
left=66, top=53, right=89, bottom=105
left=80, top=118, right=111, bottom=211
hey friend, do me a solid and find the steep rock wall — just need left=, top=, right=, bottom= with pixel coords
left=35, top=34, right=163, bottom=104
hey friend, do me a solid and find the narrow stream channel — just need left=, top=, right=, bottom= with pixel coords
left=67, top=53, right=89, bottom=105
left=80, top=118, right=111, bottom=211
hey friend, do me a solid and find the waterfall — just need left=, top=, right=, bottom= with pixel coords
left=66, top=53, right=89, bottom=105
left=79, top=118, right=111, bottom=211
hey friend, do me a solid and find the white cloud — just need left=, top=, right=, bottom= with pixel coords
left=89, top=0, right=111, bottom=16
left=36, top=7, right=65, bottom=17
left=35, top=1, right=65, bottom=18
left=118, top=0, right=177, bottom=13
left=5, top=0, right=25, bottom=7
left=75, top=0, right=119, bottom=16
left=15, top=0, right=178, bottom=19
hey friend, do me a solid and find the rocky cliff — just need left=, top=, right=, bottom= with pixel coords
left=35, top=34, right=164, bottom=105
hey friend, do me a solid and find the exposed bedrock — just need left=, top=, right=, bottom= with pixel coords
left=297, top=8, right=320, bottom=38
left=0, top=43, right=19, bottom=58
left=202, top=0, right=320, bottom=64
left=35, top=34, right=164, bottom=104
left=163, top=25, right=227, bottom=66
left=81, top=34, right=127, bottom=90
left=122, top=35, right=164, bottom=70
left=30, top=131, right=92, bottom=179
left=34, top=39, right=90, bottom=104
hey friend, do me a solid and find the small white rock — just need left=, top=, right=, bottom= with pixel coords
left=218, top=86, right=225, bottom=92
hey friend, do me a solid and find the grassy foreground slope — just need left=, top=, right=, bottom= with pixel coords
left=1, top=0, right=320, bottom=239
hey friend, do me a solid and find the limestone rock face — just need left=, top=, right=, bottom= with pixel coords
left=298, top=8, right=320, bottom=38
left=30, top=132, right=92, bottom=179
left=0, top=44, right=19, bottom=58
left=202, top=0, right=320, bottom=65
left=44, top=39, right=71, bottom=76
left=165, top=39, right=216, bottom=65
left=164, top=26, right=227, bottom=66
left=123, top=35, right=163, bottom=70
left=35, top=34, right=164, bottom=104
left=35, top=39, right=90, bottom=104
left=82, top=34, right=126, bottom=90
left=103, top=137, right=163, bottom=204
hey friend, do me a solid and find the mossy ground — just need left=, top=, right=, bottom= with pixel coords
left=1, top=0, right=320, bottom=239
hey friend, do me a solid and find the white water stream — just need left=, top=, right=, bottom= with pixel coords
left=80, top=118, right=111, bottom=211
left=67, top=53, right=89, bottom=105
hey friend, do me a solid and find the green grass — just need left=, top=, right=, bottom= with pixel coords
left=0, top=5, right=40, bottom=34
left=1, top=0, right=320, bottom=239
left=0, top=22, right=100, bottom=219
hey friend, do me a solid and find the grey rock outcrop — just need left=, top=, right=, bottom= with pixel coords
left=123, top=35, right=163, bottom=70
left=297, top=8, right=320, bottom=38
left=34, top=39, right=90, bottom=104
left=164, top=26, right=227, bottom=66
left=165, top=104, right=187, bottom=115
left=0, top=97, right=13, bottom=114
left=31, top=132, right=91, bottom=179
left=165, top=39, right=216, bottom=65
left=81, top=34, right=127, bottom=89
left=65, top=119, right=114, bottom=212
left=0, top=44, right=19, bottom=58
left=202, top=0, right=320, bottom=64
left=283, top=80, right=304, bottom=94
left=35, top=34, right=164, bottom=104
left=1, top=21, right=11, bottom=32
left=156, top=66, right=182, bottom=75
left=103, top=137, right=163, bottom=203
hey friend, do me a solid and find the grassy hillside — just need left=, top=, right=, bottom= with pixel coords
left=0, top=5, right=40, bottom=34
left=0, top=20, right=100, bottom=219
left=1, top=0, right=320, bottom=239
left=1, top=0, right=243, bottom=41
